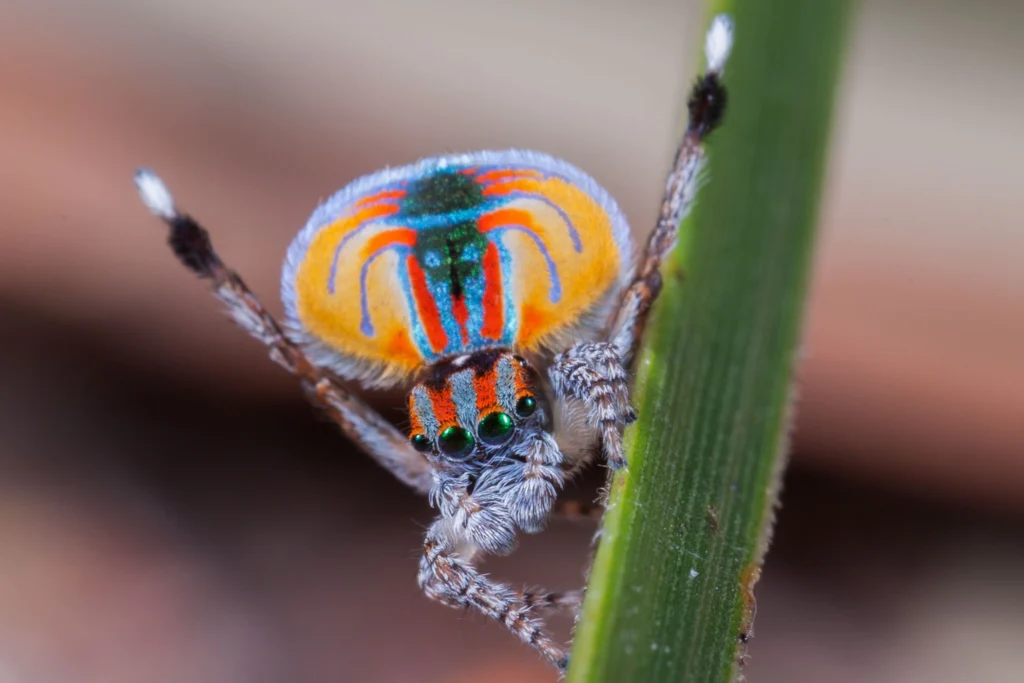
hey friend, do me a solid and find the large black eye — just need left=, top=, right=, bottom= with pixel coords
left=515, top=396, right=537, bottom=418
left=410, top=434, right=432, bottom=453
left=478, top=412, right=514, bottom=445
left=438, top=426, right=475, bottom=459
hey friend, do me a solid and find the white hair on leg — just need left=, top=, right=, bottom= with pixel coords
left=705, top=13, right=735, bottom=74
left=134, top=168, right=177, bottom=220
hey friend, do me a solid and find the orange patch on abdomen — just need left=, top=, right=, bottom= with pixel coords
left=519, top=304, right=550, bottom=346
left=348, top=202, right=400, bottom=225
left=355, top=189, right=406, bottom=207
left=476, top=169, right=542, bottom=184
left=481, top=179, right=540, bottom=197
left=386, top=329, right=420, bottom=365
left=477, top=208, right=538, bottom=234
left=363, top=228, right=416, bottom=256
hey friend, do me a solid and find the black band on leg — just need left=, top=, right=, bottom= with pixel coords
left=687, top=73, right=728, bottom=139
left=166, top=215, right=221, bottom=277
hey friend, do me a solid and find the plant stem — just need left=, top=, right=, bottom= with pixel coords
left=567, top=1, right=853, bottom=680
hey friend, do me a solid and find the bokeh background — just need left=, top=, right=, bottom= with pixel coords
left=1, top=0, right=1022, bottom=681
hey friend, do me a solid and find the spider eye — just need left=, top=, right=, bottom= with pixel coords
left=515, top=396, right=537, bottom=418
left=438, top=426, right=475, bottom=459
left=478, top=412, right=514, bottom=445
left=411, top=433, right=432, bottom=453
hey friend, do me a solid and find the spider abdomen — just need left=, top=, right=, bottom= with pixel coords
left=281, top=150, right=633, bottom=388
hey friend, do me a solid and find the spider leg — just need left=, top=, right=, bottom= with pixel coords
left=549, top=342, right=635, bottom=470
left=609, top=16, right=732, bottom=361
left=421, top=431, right=576, bottom=671
left=549, top=16, right=733, bottom=470
left=418, top=520, right=570, bottom=674
left=134, top=170, right=433, bottom=495
left=517, top=588, right=583, bottom=616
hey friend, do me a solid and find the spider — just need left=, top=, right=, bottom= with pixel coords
left=134, top=15, right=732, bottom=675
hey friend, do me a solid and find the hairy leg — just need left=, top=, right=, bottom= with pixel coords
left=517, top=588, right=583, bottom=614
left=423, top=444, right=576, bottom=672
left=134, top=170, right=433, bottom=494
left=418, top=521, right=570, bottom=673
left=550, top=16, right=733, bottom=470
left=549, top=342, right=636, bottom=470
left=608, top=16, right=732, bottom=361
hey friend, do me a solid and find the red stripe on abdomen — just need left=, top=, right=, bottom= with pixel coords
left=406, top=255, right=448, bottom=355
left=451, top=294, right=470, bottom=346
left=480, top=242, right=504, bottom=340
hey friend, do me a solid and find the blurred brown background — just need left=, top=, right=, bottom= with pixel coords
left=1, top=0, right=1022, bottom=681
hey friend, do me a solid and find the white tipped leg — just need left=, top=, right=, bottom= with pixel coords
left=132, top=169, right=435, bottom=494
left=602, top=12, right=733, bottom=403
left=705, top=13, right=735, bottom=74
left=134, top=168, right=177, bottom=220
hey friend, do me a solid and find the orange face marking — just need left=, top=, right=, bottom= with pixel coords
left=407, top=405, right=424, bottom=436
left=427, top=384, right=459, bottom=428
left=513, top=362, right=530, bottom=396
left=474, top=367, right=500, bottom=416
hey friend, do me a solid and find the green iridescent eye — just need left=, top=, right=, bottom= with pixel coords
left=438, top=426, right=475, bottom=459
left=515, top=396, right=537, bottom=417
left=410, top=433, right=432, bottom=453
left=478, top=412, right=514, bottom=445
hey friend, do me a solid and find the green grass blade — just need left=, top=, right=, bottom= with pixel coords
left=567, top=1, right=853, bottom=681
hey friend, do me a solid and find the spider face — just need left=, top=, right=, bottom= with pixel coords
left=407, top=349, right=560, bottom=549
left=408, top=349, right=545, bottom=465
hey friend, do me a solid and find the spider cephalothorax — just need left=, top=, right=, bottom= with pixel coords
left=134, top=15, right=733, bottom=676
left=408, top=349, right=563, bottom=549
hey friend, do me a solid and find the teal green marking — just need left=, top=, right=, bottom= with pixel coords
left=395, top=169, right=504, bottom=354
left=402, top=171, right=485, bottom=218
left=414, top=223, right=486, bottom=298
left=404, top=171, right=490, bottom=301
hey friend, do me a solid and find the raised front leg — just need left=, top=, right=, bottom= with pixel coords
left=134, top=170, right=433, bottom=494
left=550, top=16, right=733, bottom=471
left=608, top=16, right=732, bottom=362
